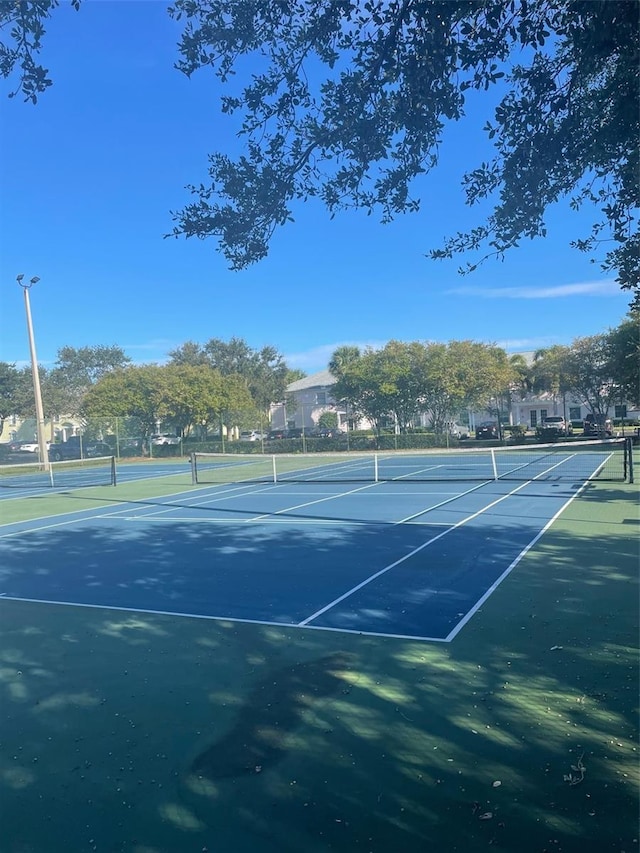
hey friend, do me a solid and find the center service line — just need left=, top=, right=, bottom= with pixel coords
left=299, top=453, right=573, bottom=627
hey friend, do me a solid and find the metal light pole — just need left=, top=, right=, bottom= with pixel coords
left=17, top=274, right=50, bottom=470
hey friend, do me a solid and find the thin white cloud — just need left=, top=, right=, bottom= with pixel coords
left=446, top=279, right=620, bottom=299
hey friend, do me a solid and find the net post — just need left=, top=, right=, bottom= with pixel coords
left=490, top=448, right=499, bottom=481
left=272, top=454, right=277, bottom=483
left=626, top=437, right=634, bottom=484
left=111, top=455, right=117, bottom=486
left=49, top=462, right=55, bottom=488
left=190, top=452, right=197, bottom=485
left=374, top=454, right=379, bottom=483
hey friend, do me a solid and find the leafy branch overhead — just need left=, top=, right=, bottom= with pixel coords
left=0, top=0, right=81, bottom=102
left=1, top=1, right=637, bottom=302
left=165, top=0, right=638, bottom=303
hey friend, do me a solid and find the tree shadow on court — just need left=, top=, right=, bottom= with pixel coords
left=0, top=481, right=637, bottom=853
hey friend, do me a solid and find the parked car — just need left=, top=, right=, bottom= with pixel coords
left=150, top=433, right=181, bottom=446
left=306, top=427, right=335, bottom=438
left=239, top=430, right=266, bottom=442
left=583, top=414, right=614, bottom=437
left=49, top=437, right=112, bottom=461
left=447, top=423, right=470, bottom=439
left=266, top=429, right=287, bottom=441
left=10, top=441, right=52, bottom=454
left=475, top=422, right=499, bottom=440
left=538, top=415, right=573, bottom=438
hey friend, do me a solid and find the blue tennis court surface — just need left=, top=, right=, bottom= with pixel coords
left=0, top=463, right=589, bottom=641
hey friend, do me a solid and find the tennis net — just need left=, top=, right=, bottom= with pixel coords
left=0, top=456, right=117, bottom=489
left=191, top=438, right=632, bottom=486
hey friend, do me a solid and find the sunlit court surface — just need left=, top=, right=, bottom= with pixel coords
left=0, top=441, right=632, bottom=641
left=1, top=447, right=638, bottom=853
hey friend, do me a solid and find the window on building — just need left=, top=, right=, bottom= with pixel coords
left=540, top=409, right=548, bottom=421
left=614, top=405, right=627, bottom=419
left=530, top=411, right=537, bottom=428
left=315, top=391, right=327, bottom=406
left=569, top=407, right=581, bottom=421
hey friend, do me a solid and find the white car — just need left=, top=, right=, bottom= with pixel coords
left=239, top=431, right=266, bottom=442
left=151, top=434, right=181, bottom=446
left=16, top=442, right=39, bottom=453
left=447, top=423, right=470, bottom=439
left=14, top=441, right=52, bottom=453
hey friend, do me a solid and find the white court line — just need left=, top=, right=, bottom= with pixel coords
left=0, top=480, right=276, bottom=535
left=0, top=596, right=447, bottom=642
left=247, top=481, right=380, bottom=520
left=444, top=453, right=617, bottom=641
left=299, top=453, right=575, bottom=627
left=0, top=514, right=109, bottom=539
left=110, top=481, right=283, bottom=520
left=394, top=480, right=491, bottom=524
left=121, top=516, right=365, bottom=525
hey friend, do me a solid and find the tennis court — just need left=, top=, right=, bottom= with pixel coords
left=0, top=439, right=633, bottom=642
left=1, top=441, right=638, bottom=853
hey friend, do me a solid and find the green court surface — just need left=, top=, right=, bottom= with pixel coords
left=0, top=473, right=638, bottom=852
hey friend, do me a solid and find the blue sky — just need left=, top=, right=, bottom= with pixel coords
left=0, top=0, right=632, bottom=376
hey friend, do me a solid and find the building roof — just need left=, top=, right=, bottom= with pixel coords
left=287, top=369, right=336, bottom=392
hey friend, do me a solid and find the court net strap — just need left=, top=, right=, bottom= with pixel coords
left=190, top=438, right=633, bottom=485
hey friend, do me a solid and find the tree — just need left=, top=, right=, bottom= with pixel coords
left=607, top=313, right=640, bottom=408
left=0, top=0, right=80, bottom=102
left=421, top=341, right=515, bottom=433
left=329, top=345, right=362, bottom=430
left=163, top=0, right=638, bottom=304
left=3, top=365, right=39, bottom=421
left=331, top=349, right=390, bottom=436
left=561, top=334, right=619, bottom=418
left=166, top=341, right=210, bottom=367
left=0, top=362, right=21, bottom=435
left=328, top=346, right=362, bottom=380
left=82, top=363, right=255, bottom=438
left=161, top=364, right=226, bottom=437
left=530, top=345, right=572, bottom=405
left=81, top=365, right=169, bottom=438
left=318, top=410, right=338, bottom=430
left=169, top=336, right=290, bottom=415
left=50, top=345, right=132, bottom=416
left=372, top=341, right=430, bottom=433
left=5, top=3, right=637, bottom=301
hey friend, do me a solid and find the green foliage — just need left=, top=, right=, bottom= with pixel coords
left=562, top=333, right=625, bottom=418
left=533, top=317, right=639, bottom=416
left=0, top=362, right=21, bottom=434
left=169, top=336, right=291, bottom=414
left=318, top=410, right=338, bottom=429
left=0, top=0, right=81, bottom=102
left=165, top=0, right=638, bottom=303
left=422, top=340, right=515, bottom=432
left=607, top=311, right=640, bottom=407
left=81, top=362, right=256, bottom=438
left=2, top=365, right=38, bottom=421
left=330, top=339, right=518, bottom=436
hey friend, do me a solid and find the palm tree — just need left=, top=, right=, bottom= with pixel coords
left=328, top=346, right=361, bottom=442
left=328, top=346, right=361, bottom=378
